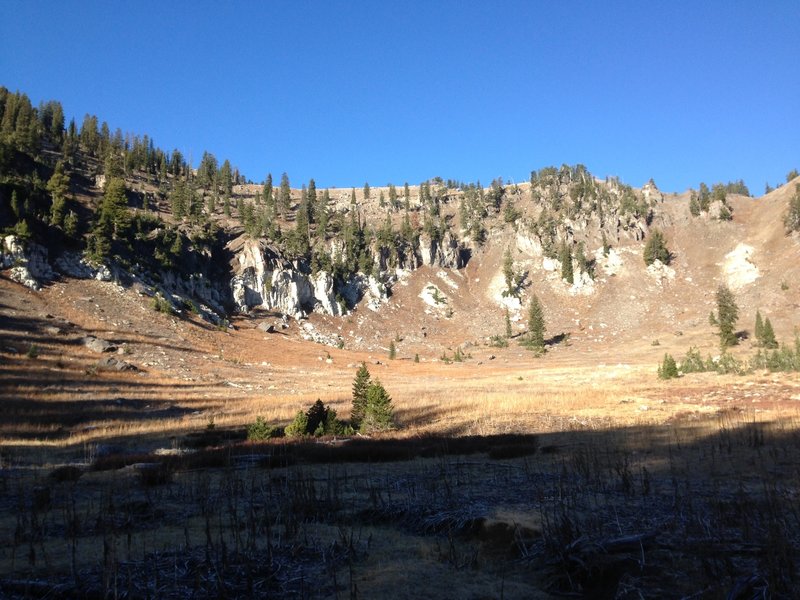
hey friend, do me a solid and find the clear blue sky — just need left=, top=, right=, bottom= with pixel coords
left=2, top=1, right=798, bottom=193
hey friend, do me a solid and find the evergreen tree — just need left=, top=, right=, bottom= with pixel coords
left=784, top=184, right=800, bottom=233
left=762, top=318, right=778, bottom=349
left=643, top=229, right=670, bottom=265
left=219, top=159, right=233, bottom=196
left=10, top=190, right=21, bottom=219
left=755, top=310, right=764, bottom=344
left=64, top=210, right=78, bottom=238
left=307, top=178, right=317, bottom=224
left=502, top=247, right=516, bottom=296
left=525, top=294, right=546, bottom=353
left=262, top=173, right=273, bottom=206
left=47, top=160, right=69, bottom=228
left=361, top=380, right=394, bottom=433
left=279, top=172, right=291, bottom=217
left=658, top=353, right=679, bottom=379
left=560, top=241, right=574, bottom=284
left=715, top=284, right=739, bottom=349
left=351, top=363, right=371, bottom=428
left=388, top=340, right=396, bottom=359
left=689, top=191, right=701, bottom=216
left=505, top=310, right=512, bottom=338
left=98, top=178, right=129, bottom=239
left=363, top=182, right=371, bottom=200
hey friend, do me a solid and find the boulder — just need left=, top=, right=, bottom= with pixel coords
left=83, top=336, right=117, bottom=353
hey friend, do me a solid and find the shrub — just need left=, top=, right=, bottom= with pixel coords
left=247, top=416, right=278, bottom=441
left=657, top=353, right=679, bottom=379
left=285, top=400, right=347, bottom=437
left=285, top=410, right=309, bottom=437
left=151, top=294, right=174, bottom=314
left=679, top=347, right=706, bottom=373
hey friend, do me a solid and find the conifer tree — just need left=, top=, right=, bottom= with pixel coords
left=560, top=242, right=574, bottom=284
left=363, top=182, right=371, bottom=200
left=689, top=191, right=701, bottom=216
left=502, top=247, right=516, bottom=296
left=525, top=294, right=546, bottom=353
left=643, top=229, right=670, bottom=265
left=658, top=353, right=679, bottom=379
left=279, top=172, right=291, bottom=217
left=715, top=284, right=739, bottom=349
left=505, top=310, right=512, bottom=338
left=762, top=318, right=778, bottom=349
left=755, top=310, right=764, bottom=344
left=362, top=380, right=394, bottom=433
left=47, top=160, right=69, bottom=228
left=351, top=363, right=371, bottom=428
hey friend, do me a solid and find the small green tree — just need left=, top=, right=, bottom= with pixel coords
left=643, top=229, right=670, bottom=265
left=657, top=353, right=679, bottom=379
left=361, top=380, right=394, bottom=433
left=689, top=191, right=701, bottom=217
left=504, top=310, right=512, bottom=338
left=784, top=184, right=800, bottom=233
left=363, top=182, right=371, bottom=200
left=715, top=284, right=739, bottom=349
left=762, top=317, right=778, bottom=349
left=502, top=247, right=516, bottom=296
left=351, top=363, right=371, bottom=428
left=523, top=294, right=546, bottom=354
left=559, top=242, right=573, bottom=284
left=285, top=410, right=309, bottom=437
left=755, top=310, right=764, bottom=343
left=47, top=160, right=69, bottom=228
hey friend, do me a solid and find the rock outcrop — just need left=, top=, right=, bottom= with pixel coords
left=229, top=238, right=390, bottom=318
left=2, top=235, right=54, bottom=290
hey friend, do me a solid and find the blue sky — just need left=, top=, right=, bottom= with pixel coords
left=2, top=1, right=798, bottom=193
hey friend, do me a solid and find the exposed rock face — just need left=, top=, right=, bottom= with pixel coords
left=55, top=252, right=113, bottom=281
left=229, top=238, right=389, bottom=318
left=2, top=235, right=54, bottom=290
left=418, top=232, right=465, bottom=268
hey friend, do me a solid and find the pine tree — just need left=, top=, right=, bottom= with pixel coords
left=279, top=172, right=291, bottom=217
left=716, top=284, right=739, bottom=349
left=560, top=242, right=574, bottom=284
left=351, top=363, right=371, bottom=428
left=785, top=185, right=800, bottom=233
left=689, top=191, right=701, bottom=217
left=755, top=310, right=764, bottom=345
left=47, top=160, right=69, bottom=228
left=505, top=310, right=512, bottom=338
left=307, top=178, right=317, bottom=224
left=658, top=353, right=679, bottom=379
left=388, top=340, right=396, bottom=360
left=762, top=318, right=778, bottom=349
left=362, top=380, right=394, bottom=433
left=363, top=182, right=371, bottom=200
left=525, top=294, right=546, bottom=353
left=643, top=229, right=670, bottom=265
left=10, top=190, right=21, bottom=219
left=502, top=247, right=516, bottom=296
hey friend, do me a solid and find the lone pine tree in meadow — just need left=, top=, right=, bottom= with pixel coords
left=524, top=294, right=546, bottom=354
left=351, top=363, right=371, bottom=428
left=714, top=284, right=739, bottom=350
